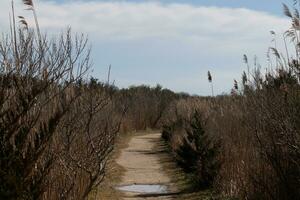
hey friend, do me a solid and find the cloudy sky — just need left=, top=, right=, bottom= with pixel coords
left=0, top=0, right=294, bottom=95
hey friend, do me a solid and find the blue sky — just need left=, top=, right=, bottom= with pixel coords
left=0, top=0, right=295, bottom=95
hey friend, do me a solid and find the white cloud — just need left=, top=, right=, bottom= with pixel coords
left=0, top=1, right=288, bottom=40
left=0, top=1, right=292, bottom=95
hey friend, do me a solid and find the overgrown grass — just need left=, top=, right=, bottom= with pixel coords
left=161, top=2, right=300, bottom=199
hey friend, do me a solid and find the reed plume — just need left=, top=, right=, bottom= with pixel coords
left=242, top=71, right=247, bottom=86
left=18, top=16, right=28, bottom=30
left=207, top=71, right=214, bottom=96
left=243, top=54, right=250, bottom=80
left=234, top=79, right=238, bottom=90
left=283, top=3, right=293, bottom=18
left=22, top=0, right=33, bottom=7
left=22, top=0, right=41, bottom=45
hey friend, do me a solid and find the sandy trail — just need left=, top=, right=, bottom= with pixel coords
left=116, top=133, right=177, bottom=200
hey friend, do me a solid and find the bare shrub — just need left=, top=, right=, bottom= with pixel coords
left=0, top=22, right=120, bottom=200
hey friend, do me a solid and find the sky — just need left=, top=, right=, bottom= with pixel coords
left=0, top=0, right=296, bottom=95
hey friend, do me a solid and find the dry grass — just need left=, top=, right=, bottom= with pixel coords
left=90, top=132, right=134, bottom=200
left=159, top=3, right=300, bottom=200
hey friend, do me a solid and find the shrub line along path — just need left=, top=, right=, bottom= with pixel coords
left=116, top=132, right=178, bottom=200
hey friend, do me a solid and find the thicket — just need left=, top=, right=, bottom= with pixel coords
left=162, top=2, right=300, bottom=199
left=0, top=1, right=125, bottom=199
left=117, top=85, right=188, bottom=132
left=0, top=24, right=128, bottom=199
left=0, top=1, right=185, bottom=199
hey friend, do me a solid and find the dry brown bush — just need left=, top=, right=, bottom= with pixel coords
left=0, top=23, right=121, bottom=200
left=162, top=2, right=300, bottom=199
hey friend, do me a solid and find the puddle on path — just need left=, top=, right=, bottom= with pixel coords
left=116, top=184, right=168, bottom=194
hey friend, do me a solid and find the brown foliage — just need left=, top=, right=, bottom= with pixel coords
left=161, top=2, right=300, bottom=199
left=0, top=29, right=121, bottom=200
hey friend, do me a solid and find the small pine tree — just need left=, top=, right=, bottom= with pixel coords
left=176, top=111, right=220, bottom=188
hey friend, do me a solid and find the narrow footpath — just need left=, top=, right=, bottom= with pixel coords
left=116, top=133, right=178, bottom=200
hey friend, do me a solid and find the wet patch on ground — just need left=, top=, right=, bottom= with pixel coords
left=116, top=184, right=168, bottom=194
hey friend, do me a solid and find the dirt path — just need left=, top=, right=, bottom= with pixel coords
left=96, top=132, right=218, bottom=200
left=116, top=133, right=177, bottom=200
